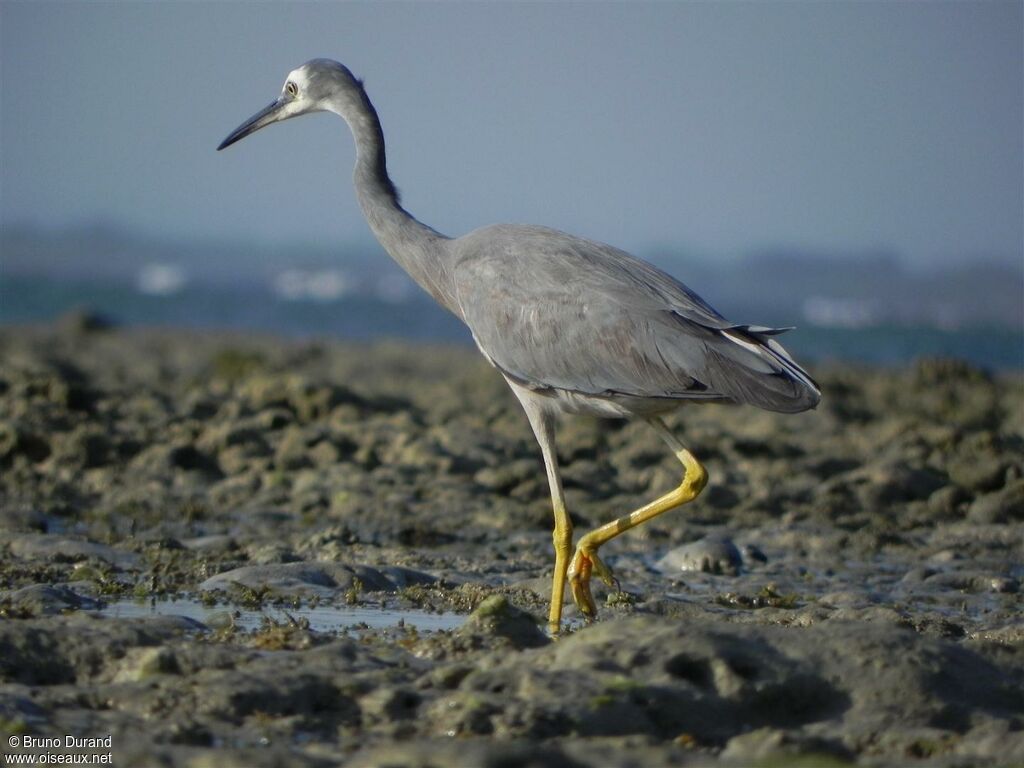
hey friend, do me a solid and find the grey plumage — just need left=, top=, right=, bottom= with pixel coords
left=219, top=58, right=820, bottom=632
left=452, top=223, right=819, bottom=414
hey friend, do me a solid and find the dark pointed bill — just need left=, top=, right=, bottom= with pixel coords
left=217, top=98, right=289, bottom=151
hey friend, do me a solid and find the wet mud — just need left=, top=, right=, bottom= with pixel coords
left=1, top=320, right=1022, bottom=766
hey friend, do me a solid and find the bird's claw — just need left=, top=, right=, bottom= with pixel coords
left=591, top=552, right=617, bottom=589
left=568, top=546, right=617, bottom=621
left=568, top=550, right=596, bottom=620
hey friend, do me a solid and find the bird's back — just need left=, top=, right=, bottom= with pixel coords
left=450, top=224, right=820, bottom=414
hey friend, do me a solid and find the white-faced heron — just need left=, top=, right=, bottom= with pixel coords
left=218, top=59, right=821, bottom=634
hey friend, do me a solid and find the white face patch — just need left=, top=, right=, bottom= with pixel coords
left=283, top=68, right=311, bottom=99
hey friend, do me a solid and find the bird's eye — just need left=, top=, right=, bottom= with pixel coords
left=285, top=81, right=298, bottom=98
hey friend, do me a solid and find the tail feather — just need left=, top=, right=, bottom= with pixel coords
left=718, top=328, right=821, bottom=413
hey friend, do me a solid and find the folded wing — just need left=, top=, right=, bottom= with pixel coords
left=453, top=225, right=820, bottom=414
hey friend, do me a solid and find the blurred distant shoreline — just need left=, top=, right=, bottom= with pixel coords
left=2, top=224, right=1022, bottom=370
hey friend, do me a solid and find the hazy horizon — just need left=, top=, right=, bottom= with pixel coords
left=5, top=217, right=1024, bottom=276
left=2, top=1, right=1022, bottom=269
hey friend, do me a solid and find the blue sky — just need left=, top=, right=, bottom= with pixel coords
left=1, top=1, right=1021, bottom=266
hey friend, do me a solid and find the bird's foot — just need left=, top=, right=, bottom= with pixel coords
left=568, top=546, right=616, bottom=621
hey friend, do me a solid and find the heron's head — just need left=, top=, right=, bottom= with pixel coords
left=218, top=59, right=363, bottom=151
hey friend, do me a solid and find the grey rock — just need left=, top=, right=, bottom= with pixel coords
left=130, top=442, right=221, bottom=478
left=8, top=534, right=141, bottom=570
left=657, top=536, right=744, bottom=576
left=0, top=689, right=49, bottom=728
left=0, top=420, right=51, bottom=463
left=359, top=686, right=422, bottom=723
left=457, top=595, right=548, bottom=649
left=198, top=561, right=435, bottom=598
left=114, top=646, right=182, bottom=681
left=0, top=585, right=100, bottom=615
left=968, top=479, right=1024, bottom=523
left=0, top=613, right=194, bottom=685
left=950, top=455, right=1010, bottom=493
left=858, top=461, right=948, bottom=508
left=348, top=741, right=582, bottom=768
left=50, top=425, right=113, bottom=469
left=0, top=506, right=50, bottom=533
left=455, top=615, right=1023, bottom=746
left=273, top=425, right=313, bottom=470
left=180, top=534, right=238, bottom=552
left=923, top=570, right=1020, bottom=594
left=474, top=458, right=539, bottom=492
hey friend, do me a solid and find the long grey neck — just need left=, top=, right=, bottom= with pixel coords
left=328, top=89, right=460, bottom=317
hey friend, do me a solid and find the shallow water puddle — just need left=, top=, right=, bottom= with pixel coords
left=97, top=598, right=465, bottom=633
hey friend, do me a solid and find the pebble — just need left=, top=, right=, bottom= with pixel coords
left=657, top=536, right=745, bottom=576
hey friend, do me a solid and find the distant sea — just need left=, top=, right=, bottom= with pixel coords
left=1, top=275, right=1021, bottom=371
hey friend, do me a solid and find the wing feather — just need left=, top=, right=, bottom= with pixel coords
left=453, top=225, right=819, bottom=413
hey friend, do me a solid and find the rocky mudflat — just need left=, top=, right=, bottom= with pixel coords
left=1, top=319, right=1022, bottom=766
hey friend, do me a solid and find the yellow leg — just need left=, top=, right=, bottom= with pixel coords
left=548, top=501, right=573, bottom=634
left=509, top=388, right=574, bottom=635
left=568, top=419, right=708, bottom=621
